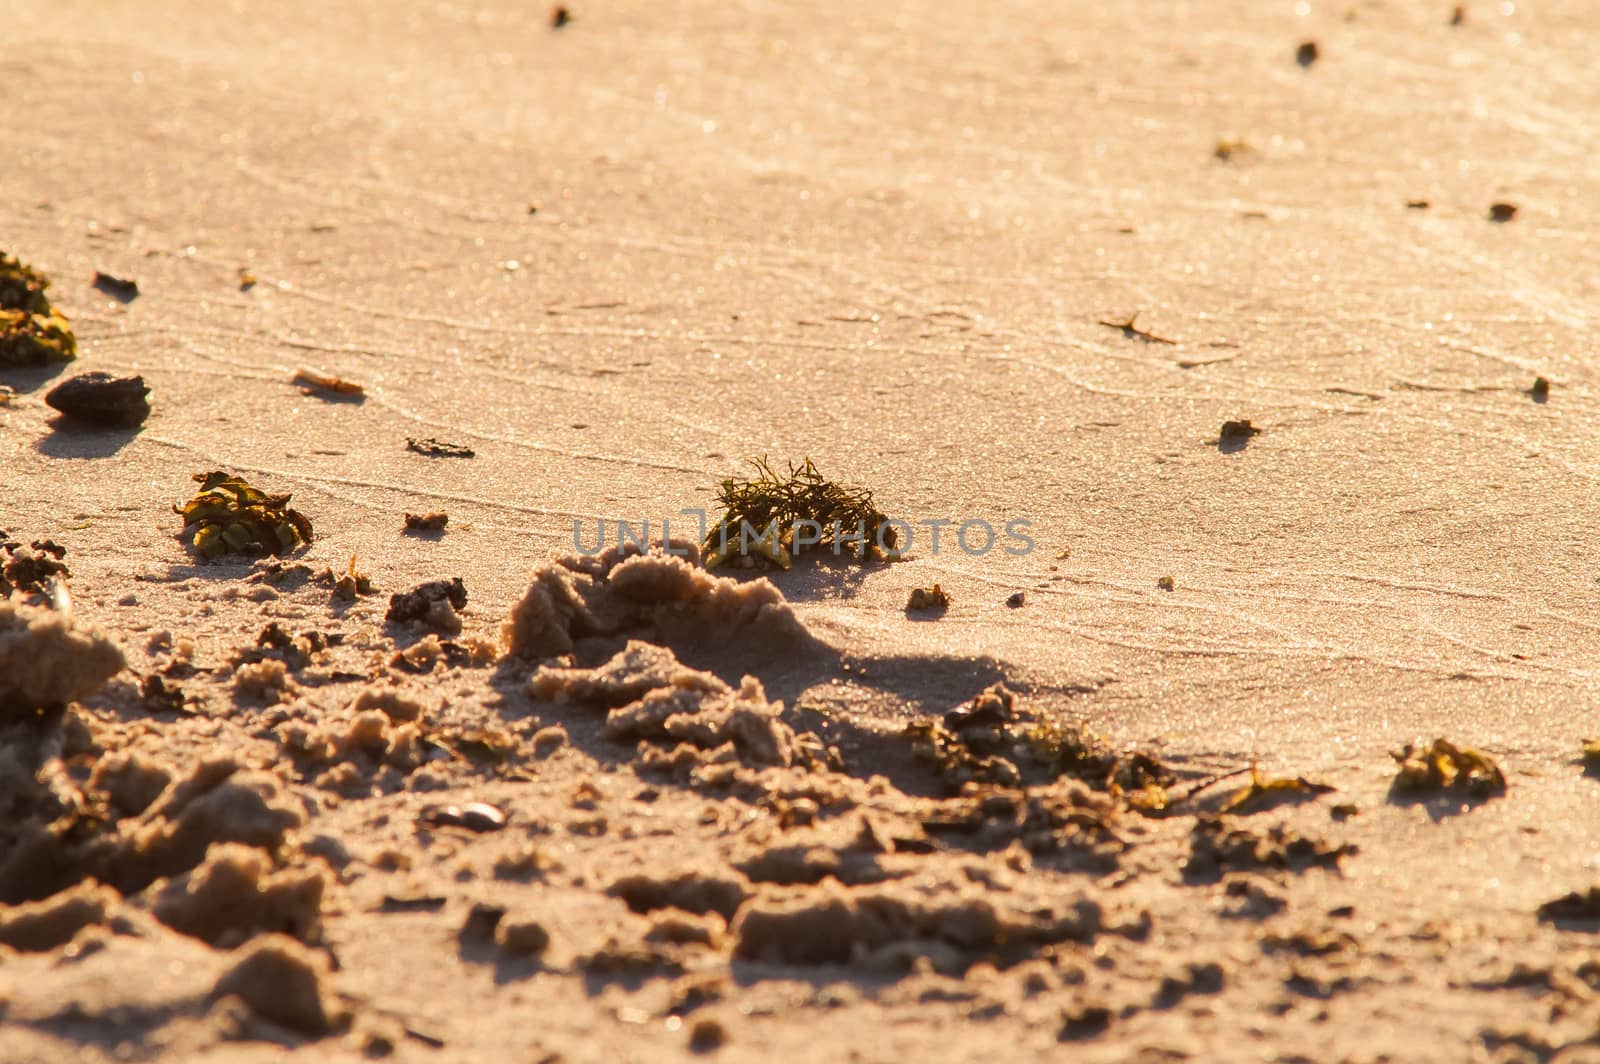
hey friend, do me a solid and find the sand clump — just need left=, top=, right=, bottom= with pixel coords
left=0, top=882, right=120, bottom=953
left=233, top=658, right=293, bottom=703
left=0, top=598, right=126, bottom=713
left=150, top=843, right=326, bottom=947
left=534, top=640, right=809, bottom=768
left=349, top=684, right=430, bottom=723
left=731, top=881, right=1102, bottom=973
left=1184, top=816, right=1356, bottom=882
left=1, top=753, right=303, bottom=905
left=502, top=543, right=817, bottom=661
left=610, top=869, right=750, bottom=921
left=212, top=935, right=343, bottom=1037
left=272, top=694, right=433, bottom=795
left=123, top=760, right=304, bottom=882
left=90, top=753, right=175, bottom=818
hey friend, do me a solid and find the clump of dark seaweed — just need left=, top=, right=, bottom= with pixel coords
left=0, top=537, right=70, bottom=609
left=702, top=457, right=895, bottom=569
left=0, top=251, right=76, bottom=366
left=0, top=252, right=54, bottom=315
left=1390, top=738, right=1505, bottom=799
left=175, top=472, right=313, bottom=560
left=908, top=684, right=1174, bottom=808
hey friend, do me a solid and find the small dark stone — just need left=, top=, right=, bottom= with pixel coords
left=689, top=1018, right=728, bottom=1053
left=1219, top=419, right=1261, bottom=443
left=45, top=372, right=151, bottom=428
left=1005, top=591, right=1025, bottom=608
left=1489, top=202, right=1519, bottom=223
left=92, top=272, right=139, bottom=302
left=1406, top=199, right=1430, bottom=209
left=1530, top=376, right=1550, bottom=402
left=550, top=4, right=571, bottom=28
left=1295, top=40, right=1319, bottom=67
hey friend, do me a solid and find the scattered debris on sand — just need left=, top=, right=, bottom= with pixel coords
left=1390, top=738, right=1506, bottom=799
left=503, top=542, right=819, bottom=661
left=175, top=471, right=313, bottom=559
left=44, top=372, right=151, bottom=428
left=702, top=457, right=896, bottom=569
left=0, top=250, right=76, bottom=366
left=1214, top=137, right=1255, bottom=162
left=406, top=436, right=475, bottom=458
left=906, top=584, right=950, bottom=612
left=404, top=512, right=449, bottom=533
left=1098, top=312, right=1177, bottom=345
left=292, top=368, right=365, bottom=399
left=322, top=555, right=374, bottom=601
left=1218, top=765, right=1336, bottom=815
left=1185, top=816, right=1355, bottom=881
left=907, top=684, right=1172, bottom=803
left=91, top=271, right=139, bottom=301
left=388, top=633, right=495, bottom=673
left=387, top=577, right=468, bottom=632
left=1, top=535, right=71, bottom=607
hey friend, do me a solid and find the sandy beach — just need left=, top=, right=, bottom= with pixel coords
left=3, top=1, right=1599, bottom=1060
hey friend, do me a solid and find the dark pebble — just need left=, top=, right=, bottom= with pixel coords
left=45, top=372, right=151, bottom=427
left=1219, top=419, right=1261, bottom=442
left=92, top=271, right=140, bottom=301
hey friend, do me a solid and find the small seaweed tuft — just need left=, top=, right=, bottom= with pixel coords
left=1391, top=738, right=1505, bottom=799
left=702, top=457, right=895, bottom=569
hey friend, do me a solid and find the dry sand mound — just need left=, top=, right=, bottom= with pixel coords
left=504, top=542, right=821, bottom=663
left=0, top=599, right=125, bottom=714
left=533, top=640, right=806, bottom=767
